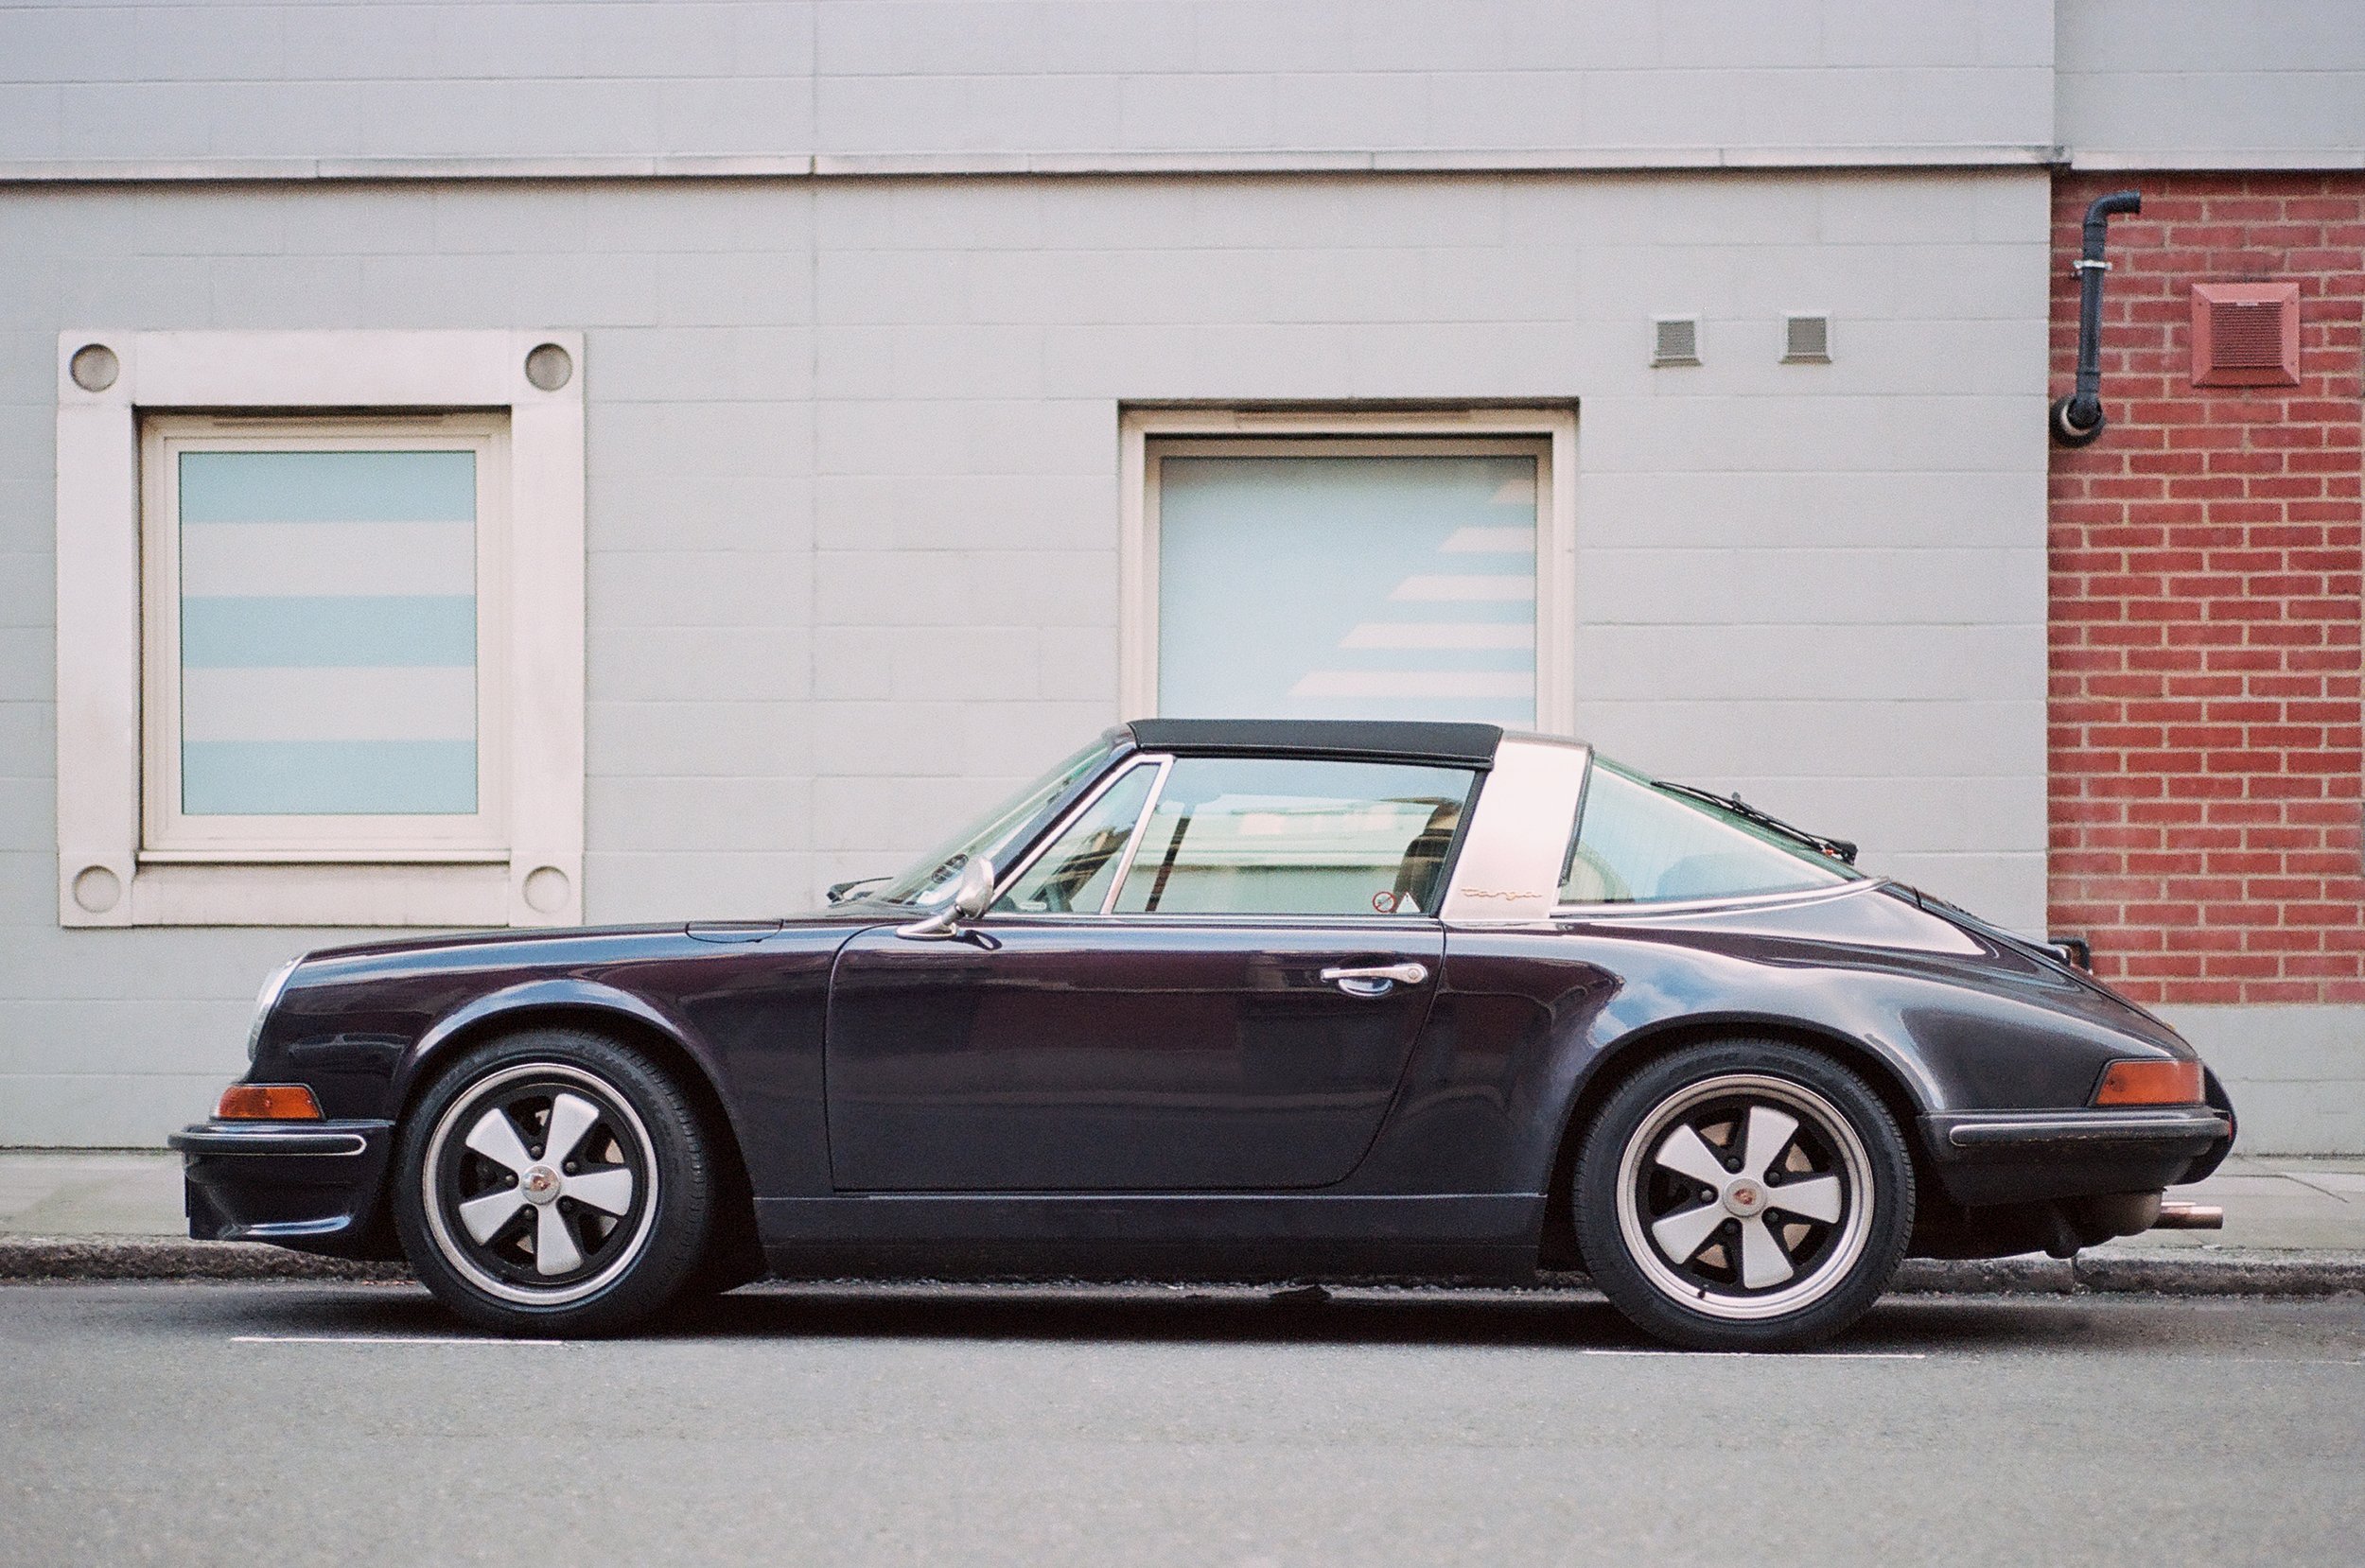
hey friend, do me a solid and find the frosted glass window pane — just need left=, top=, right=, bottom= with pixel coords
left=1158, top=453, right=1538, bottom=724
left=178, top=449, right=478, bottom=816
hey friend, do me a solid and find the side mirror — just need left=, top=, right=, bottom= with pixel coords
left=895, top=857, right=995, bottom=940
left=952, top=856, right=995, bottom=919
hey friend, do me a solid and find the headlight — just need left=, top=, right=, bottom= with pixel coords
left=246, top=958, right=301, bottom=1063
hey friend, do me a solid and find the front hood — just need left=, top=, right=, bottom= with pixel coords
left=302, top=919, right=688, bottom=965
left=297, top=908, right=885, bottom=968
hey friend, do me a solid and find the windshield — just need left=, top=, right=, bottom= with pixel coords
left=1561, top=758, right=1863, bottom=903
left=873, top=738, right=1118, bottom=908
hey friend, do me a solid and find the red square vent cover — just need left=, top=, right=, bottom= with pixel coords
left=2191, top=280, right=2301, bottom=387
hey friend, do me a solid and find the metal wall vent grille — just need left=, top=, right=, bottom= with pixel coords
left=1783, top=314, right=1831, bottom=362
left=1652, top=317, right=1700, bottom=366
left=2211, top=303, right=2283, bottom=367
left=2191, top=281, right=2301, bottom=387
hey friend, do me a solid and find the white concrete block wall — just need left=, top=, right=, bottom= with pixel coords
left=0, top=1, right=2055, bottom=170
left=0, top=181, right=822, bottom=1143
left=806, top=169, right=2053, bottom=931
left=2158, top=1006, right=2365, bottom=1155
left=2058, top=0, right=2365, bottom=166
left=0, top=166, right=2047, bottom=1145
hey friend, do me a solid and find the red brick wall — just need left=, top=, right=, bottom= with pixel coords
left=2049, top=173, right=2365, bottom=1004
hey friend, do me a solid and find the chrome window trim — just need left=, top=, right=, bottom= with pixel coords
left=979, top=910, right=1446, bottom=930
left=987, top=755, right=1171, bottom=914
left=1550, top=877, right=1886, bottom=921
left=1096, top=757, right=1175, bottom=915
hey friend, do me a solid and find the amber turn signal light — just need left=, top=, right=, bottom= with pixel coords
left=2092, top=1058, right=2203, bottom=1106
left=215, top=1084, right=324, bottom=1121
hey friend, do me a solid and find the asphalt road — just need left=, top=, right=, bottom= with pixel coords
left=3, top=1282, right=2361, bottom=1567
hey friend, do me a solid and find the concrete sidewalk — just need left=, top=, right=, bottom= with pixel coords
left=0, top=1150, right=187, bottom=1237
left=3, top=1148, right=2362, bottom=1291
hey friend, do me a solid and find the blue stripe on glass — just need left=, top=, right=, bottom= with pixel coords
left=1319, top=649, right=1535, bottom=671
left=179, top=450, right=477, bottom=524
left=181, top=740, right=479, bottom=816
left=180, top=597, right=477, bottom=669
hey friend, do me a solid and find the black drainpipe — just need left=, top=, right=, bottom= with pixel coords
left=2049, top=189, right=2143, bottom=447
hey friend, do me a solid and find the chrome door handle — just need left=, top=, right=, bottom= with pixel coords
left=1319, top=962, right=1430, bottom=996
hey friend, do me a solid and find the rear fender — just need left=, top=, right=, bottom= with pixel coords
left=1534, top=1009, right=1936, bottom=1268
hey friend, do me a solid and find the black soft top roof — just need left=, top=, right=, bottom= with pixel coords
left=1123, top=719, right=1502, bottom=767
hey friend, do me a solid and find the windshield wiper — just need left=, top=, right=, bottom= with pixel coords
left=1654, top=781, right=1859, bottom=864
left=825, top=875, right=890, bottom=904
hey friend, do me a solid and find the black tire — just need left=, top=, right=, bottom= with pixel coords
left=1573, top=1039, right=1914, bottom=1350
left=392, top=1029, right=717, bottom=1335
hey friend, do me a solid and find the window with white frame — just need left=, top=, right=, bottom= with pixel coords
left=56, top=331, right=584, bottom=929
left=142, top=417, right=508, bottom=856
left=1121, top=411, right=1576, bottom=734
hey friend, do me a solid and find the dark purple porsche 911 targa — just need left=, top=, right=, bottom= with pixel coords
left=174, top=720, right=2234, bottom=1349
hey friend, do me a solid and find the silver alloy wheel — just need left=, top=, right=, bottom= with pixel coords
left=418, top=1061, right=660, bottom=1308
left=1612, top=1071, right=1876, bottom=1322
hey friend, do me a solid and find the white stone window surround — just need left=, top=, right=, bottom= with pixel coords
left=55, top=331, right=585, bottom=929
left=1117, top=407, right=1580, bottom=738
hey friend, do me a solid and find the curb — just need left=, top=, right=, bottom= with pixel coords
left=0, top=1237, right=411, bottom=1283
left=4, top=1236, right=2362, bottom=1295
left=1895, top=1251, right=2365, bottom=1298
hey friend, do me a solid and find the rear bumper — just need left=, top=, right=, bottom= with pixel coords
left=1919, top=1104, right=2232, bottom=1207
left=169, top=1119, right=398, bottom=1260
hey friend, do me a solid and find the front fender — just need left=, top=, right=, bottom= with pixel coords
left=394, top=976, right=725, bottom=1111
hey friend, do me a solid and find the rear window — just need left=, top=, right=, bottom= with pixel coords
left=1560, top=760, right=1860, bottom=904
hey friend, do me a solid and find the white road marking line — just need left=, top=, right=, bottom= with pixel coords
left=231, top=1334, right=568, bottom=1346
left=2191, top=1355, right=2365, bottom=1367
left=1579, top=1349, right=1928, bottom=1360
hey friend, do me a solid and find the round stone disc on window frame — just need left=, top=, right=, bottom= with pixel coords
left=70, top=343, right=120, bottom=392
left=71, top=864, right=123, bottom=914
left=523, top=342, right=573, bottom=392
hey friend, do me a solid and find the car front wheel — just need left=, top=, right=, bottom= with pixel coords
left=393, top=1029, right=716, bottom=1335
left=1574, top=1040, right=1914, bottom=1350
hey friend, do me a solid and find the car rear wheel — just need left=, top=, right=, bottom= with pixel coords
left=393, top=1029, right=716, bottom=1335
left=1574, top=1040, right=1914, bottom=1350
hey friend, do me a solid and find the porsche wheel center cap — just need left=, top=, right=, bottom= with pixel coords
left=521, top=1166, right=562, bottom=1205
left=1722, top=1180, right=1767, bottom=1218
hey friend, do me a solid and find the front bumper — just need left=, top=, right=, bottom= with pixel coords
left=170, top=1118, right=399, bottom=1260
left=1918, top=1103, right=2233, bottom=1207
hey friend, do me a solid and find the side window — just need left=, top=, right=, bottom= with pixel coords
left=1112, top=757, right=1473, bottom=916
left=1561, top=763, right=1855, bottom=903
left=993, top=763, right=1158, bottom=915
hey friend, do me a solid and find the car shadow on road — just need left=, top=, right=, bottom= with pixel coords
left=197, top=1278, right=2158, bottom=1355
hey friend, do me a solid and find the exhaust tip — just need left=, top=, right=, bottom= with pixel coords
left=2155, top=1201, right=2224, bottom=1230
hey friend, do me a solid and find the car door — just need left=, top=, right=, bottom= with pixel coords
left=823, top=752, right=1479, bottom=1192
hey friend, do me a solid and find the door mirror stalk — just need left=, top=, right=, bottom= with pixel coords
left=895, top=857, right=995, bottom=940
